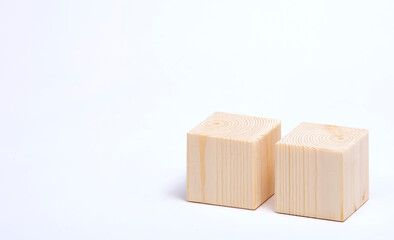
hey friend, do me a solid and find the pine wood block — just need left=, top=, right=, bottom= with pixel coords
left=187, top=112, right=281, bottom=209
left=275, top=122, right=369, bottom=221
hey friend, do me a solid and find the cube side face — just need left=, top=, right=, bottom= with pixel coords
left=256, top=124, right=281, bottom=205
left=275, top=143, right=343, bottom=221
left=187, top=133, right=256, bottom=209
left=315, top=150, right=343, bottom=221
left=342, top=133, right=369, bottom=220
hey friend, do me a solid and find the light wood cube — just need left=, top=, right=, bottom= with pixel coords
left=275, top=122, right=369, bottom=221
left=187, top=112, right=281, bottom=209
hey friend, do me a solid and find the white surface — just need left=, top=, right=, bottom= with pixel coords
left=0, top=1, right=393, bottom=239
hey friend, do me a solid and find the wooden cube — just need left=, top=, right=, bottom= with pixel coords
left=275, top=122, right=369, bottom=221
left=187, top=112, right=281, bottom=209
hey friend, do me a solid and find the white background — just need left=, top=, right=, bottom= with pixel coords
left=1, top=0, right=393, bottom=239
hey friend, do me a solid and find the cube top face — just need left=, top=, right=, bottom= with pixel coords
left=188, top=112, right=281, bottom=141
left=278, top=122, right=368, bottom=152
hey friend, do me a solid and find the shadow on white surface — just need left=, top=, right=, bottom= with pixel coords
left=257, top=194, right=275, bottom=212
left=169, top=175, right=186, bottom=201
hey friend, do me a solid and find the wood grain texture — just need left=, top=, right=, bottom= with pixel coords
left=187, top=112, right=281, bottom=209
left=275, top=122, right=369, bottom=221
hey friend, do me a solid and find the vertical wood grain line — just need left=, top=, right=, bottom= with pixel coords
left=186, top=135, right=190, bottom=200
left=199, top=135, right=207, bottom=202
left=216, top=139, right=219, bottom=202
left=220, top=138, right=224, bottom=204
left=341, top=153, right=344, bottom=221
left=314, top=150, right=317, bottom=217
left=303, top=147, right=305, bottom=215
left=288, top=144, right=290, bottom=213
left=231, top=139, right=234, bottom=206
left=255, top=141, right=258, bottom=205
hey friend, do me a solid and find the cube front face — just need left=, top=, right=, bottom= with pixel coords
left=275, top=145, right=344, bottom=220
left=187, top=134, right=256, bottom=209
left=187, top=112, right=281, bottom=209
left=275, top=122, right=369, bottom=221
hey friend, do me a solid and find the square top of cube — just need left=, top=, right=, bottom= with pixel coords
left=278, top=122, right=368, bottom=152
left=188, top=112, right=280, bottom=141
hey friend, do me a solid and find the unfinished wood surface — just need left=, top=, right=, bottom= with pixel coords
left=275, top=122, right=369, bottom=221
left=187, top=112, right=281, bottom=209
